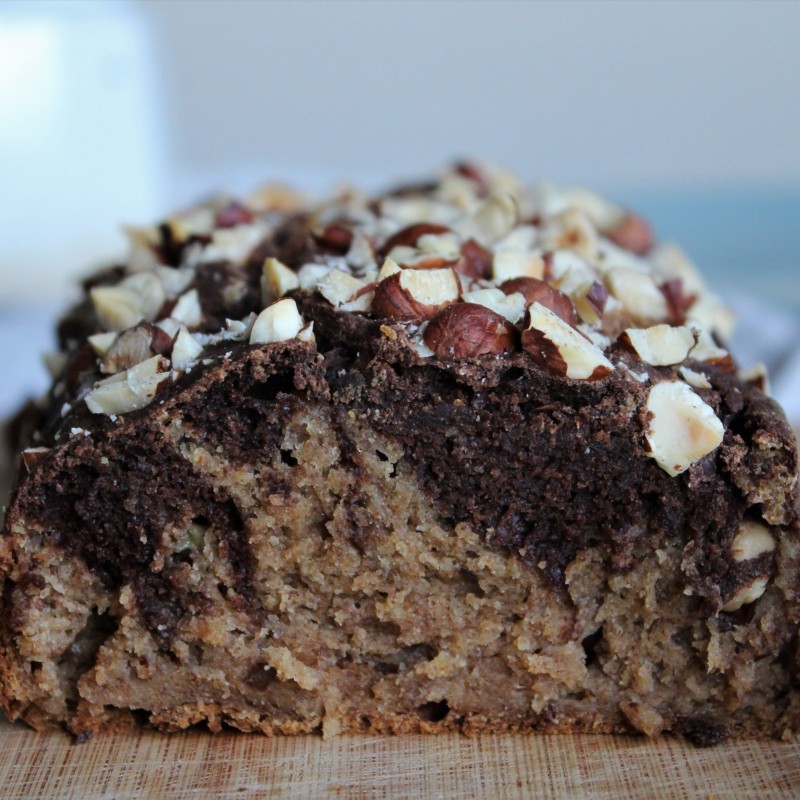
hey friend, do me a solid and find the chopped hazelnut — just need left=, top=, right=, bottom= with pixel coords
left=643, top=381, right=724, bottom=476
left=522, top=302, right=613, bottom=380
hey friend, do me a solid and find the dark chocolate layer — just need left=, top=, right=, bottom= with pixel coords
left=15, top=425, right=256, bottom=644
left=6, top=272, right=798, bottom=645
left=301, top=298, right=796, bottom=600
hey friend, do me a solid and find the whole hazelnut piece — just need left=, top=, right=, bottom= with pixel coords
left=423, top=303, right=516, bottom=359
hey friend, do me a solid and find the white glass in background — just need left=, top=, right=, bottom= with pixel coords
left=0, top=0, right=166, bottom=304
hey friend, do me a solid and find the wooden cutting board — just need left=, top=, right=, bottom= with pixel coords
left=2, top=444, right=799, bottom=799
left=1, top=716, right=797, bottom=799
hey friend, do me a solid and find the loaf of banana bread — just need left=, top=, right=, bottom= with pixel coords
left=2, top=163, right=798, bottom=744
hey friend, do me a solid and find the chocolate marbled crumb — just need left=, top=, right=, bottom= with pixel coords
left=2, top=311, right=799, bottom=742
left=10, top=425, right=259, bottom=645
left=10, top=302, right=798, bottom=638
left=303, top=299, right=797, bottom=591
left=171, top=344, right=326, bottom=463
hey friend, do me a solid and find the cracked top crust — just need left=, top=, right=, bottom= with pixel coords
left=29, top=167, right=735, bottom=420
left=5, top=161, right=798, bottom=620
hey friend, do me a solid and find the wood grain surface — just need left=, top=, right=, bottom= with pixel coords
left=2, top=439, right=799, bottom=799
left=0, top=716, right=797, bottom=800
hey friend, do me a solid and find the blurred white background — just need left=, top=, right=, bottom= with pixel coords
left=140, top=0, right=800, bottom=191
left=0, top=0, right=799, bottom=417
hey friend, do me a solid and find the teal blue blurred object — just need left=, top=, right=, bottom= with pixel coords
left=620, top=187, right=800, bottom=311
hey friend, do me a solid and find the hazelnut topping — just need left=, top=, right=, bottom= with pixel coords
left=423, top=303, right=516, bottom=359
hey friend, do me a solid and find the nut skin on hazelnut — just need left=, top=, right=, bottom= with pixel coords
left=521, top=326, right=568, bottom=377
left=100, top=322, right=173, bottom=376
left=372, top=268, right=461, bottom=321
left=660, top=278, right=697, bottom=325
left=456, top=238, right=493, bottom=279
left=500, top=278, right=578, bottom=326
left=689, top=328, right=736, bottom=373
left=423, top=302, right=516, bottom=359
left=146, top=321, right=176, bottom=355
left=573, top=280, right=610, bottom=326
left=21, top=447, right=51, bottom=472
left=453, top=161, right=490, bottom=197
left=584, top=281, right=609, bottom=316
left=521, top=327, right=611, bottom=381
left=606, top=212, right=654, bottom=255
left=399, top=255, right=456, bottom=271
left=378, top=223, right=451, bottom=256
left=312, top=223, right=354, bottom=254
left=65, top=344, right=100, bottom=390
left=522, top=302, right=613, bottom=381
left=214, top=201, right=254, bottom=229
